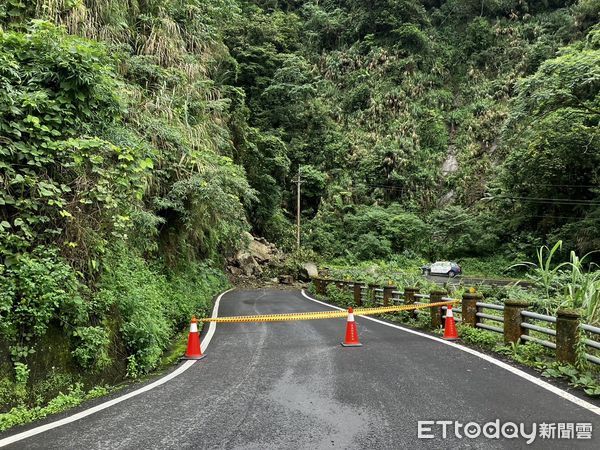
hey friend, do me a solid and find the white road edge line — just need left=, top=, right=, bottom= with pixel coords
left=301, top=289, right=600, bottom=416
left=0, top=288, right=234, bottom=448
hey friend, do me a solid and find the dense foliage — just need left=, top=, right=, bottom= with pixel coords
left=1, top=0, right=599, bottom=413
left=221, top=0, right=599, bottom=261
left=0, top=1, right=246, bottom=410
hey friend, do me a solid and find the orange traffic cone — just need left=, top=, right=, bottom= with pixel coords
left=443, top=305, right=458, bottom=340
left=183, top=316, right=206, bottom=360
left=341, top=307, right=362, bottom=347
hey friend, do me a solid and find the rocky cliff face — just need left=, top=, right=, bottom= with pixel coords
left=227, top=233, right=283, bottom=277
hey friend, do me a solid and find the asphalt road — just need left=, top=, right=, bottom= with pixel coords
left=1, top=289, right=598, bottom=449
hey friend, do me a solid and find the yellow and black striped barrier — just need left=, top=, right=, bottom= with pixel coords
left=198, top=300, right=458, bottom=323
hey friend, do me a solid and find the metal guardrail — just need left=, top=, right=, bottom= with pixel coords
left=476, top=312, right=504, bottom=322
left=522, top=310, right=556, bottom=323
left=313, top=277, right=600, bottom=365
left=461, top=297, right=600, bottom=362
left=581, top=323, right=600, bottom=334
left=583, top=339, right=600, bottom=350
left=517, top=310, right=559, bottom=348
left=475, top=303, right=558, bottom=338
left=579, top=324, right=600, bottom=364
left=521, top=334, right=557, bottom=349
left=586, top=354, right=600, bottom=365
left=463, top=297, right=600, bottom=362
left=476, top=323, right=503, bottom=333
left=475, top=304, right=504, bottom=335
left=476, top=302, right=503, bottom=311
left=522, top=322, right=556, bottom=336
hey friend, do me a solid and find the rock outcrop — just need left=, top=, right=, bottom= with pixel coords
left=227, top=233, right=281, bottom=277
left=299, top=262, right=318, bottom=281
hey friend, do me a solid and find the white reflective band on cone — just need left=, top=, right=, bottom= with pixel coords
left=190, top=323, right=198, bottom=333
left=348, top=313, right=355, bottom=322
left=447, top=307, right=453, bottom=318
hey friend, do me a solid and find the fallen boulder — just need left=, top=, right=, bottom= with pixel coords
left=227, top=233, right=281, bottom=277
left=278, top=275, right=293, bottom=285
left=299, top=262, right=318, bottom=281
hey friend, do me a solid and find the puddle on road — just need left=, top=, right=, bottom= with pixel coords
left=268, top=367, right=371, bottom=448
left=215, top=323, right=382, bottom=449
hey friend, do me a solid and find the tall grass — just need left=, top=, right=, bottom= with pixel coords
left=514, top=241, right=600, bottom=324
left=564, top=251, right=600, bottom=325
left=511, top=241, right=568, bottom=300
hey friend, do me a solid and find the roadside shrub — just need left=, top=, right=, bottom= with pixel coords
left=426, top=207, right=501, bottom=258
left=353, top=233, right=393, bottom=260
left=496, top=341, right=550, bottom=368
left=458, top=256, right=520, bottom=278
left=0, top=383, right=112, bottom=432
left=543, top=363, right=600, bottom=397
left=96, top=249, right=171, bottom=375
left=325, top=284, right=355, bottom=308
left=166, top=262, right=230, bottom=330
left=95, top=245, right=229, bottom=377
left=0, top=248, right=87, bottom=362
left=71, top=327, right=111, bottom=371
left=457, top=324, right=500, bottom=350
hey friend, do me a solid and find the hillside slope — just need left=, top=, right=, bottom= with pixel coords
left=0, top=0, right=598, bottom=419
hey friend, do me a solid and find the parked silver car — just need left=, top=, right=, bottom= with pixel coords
left=421, top=261, right=462, bottom=278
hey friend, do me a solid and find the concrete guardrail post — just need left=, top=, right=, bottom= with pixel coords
left=503, top=299, right=529, bottom=344
left=320, top=278, right=329, bottom=295
left=429, top=290, right=446, bottom=329
left=404, top=287, right=419, bottom=318
left=556, top=309, right=580, bottom=364
left=383, top=285, right=395, bottom=307
left=368, top=283, right=377, bottom=303
left=353, top=283, right=363, bottom=307
left=461, top=290, right=483, bottom=327
left=313, top=278, right=322, bottom=295
left=403, top=287, right=418, bottom=306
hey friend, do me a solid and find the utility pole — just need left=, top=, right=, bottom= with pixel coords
left=292, top=169, right=304, bottom=250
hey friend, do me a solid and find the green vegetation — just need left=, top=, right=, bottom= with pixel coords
left=224, top=0, right=599, bottom=263
left=0, top=245, right=228, bottom=411
left=1, top=0, right=241, bottom=415
left=457, top=324, right=501, bottom=350
left=543, top=363, right=600, bottom=396
left=1, top=0, right=599, bottom=422
left=0, top=383, right=111, bottom=432
left=512, top=241, right=600, bottom=324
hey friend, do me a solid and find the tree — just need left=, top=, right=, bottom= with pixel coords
left=499, top=26, right=600, bottom=248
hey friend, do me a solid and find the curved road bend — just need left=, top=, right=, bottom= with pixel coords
left=1, top=289, right=598, bottom=449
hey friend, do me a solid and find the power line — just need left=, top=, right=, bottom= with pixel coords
left=351, top=184, right=406, bottom=192
left=519, top=183, right=600, bottom=188
left=528, top=215, right=598, bottom=220
left=488, top=196, right=600, bottom=206
left=349, top=183, right=598, bottom=194
left=311, top=178, right=600, bottom=205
